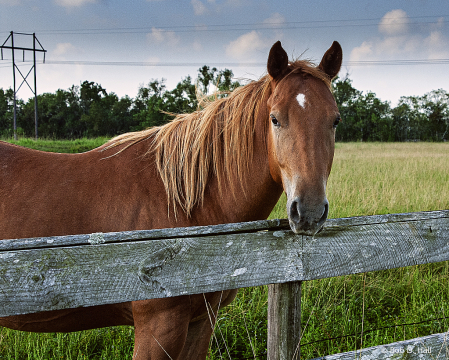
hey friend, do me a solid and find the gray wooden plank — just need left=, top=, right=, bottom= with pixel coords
left=1, top=210, right=447, bottom=252
left=309, top=332, right=449, bottom=359
left=324, top=209, right=449, bottom=228
left=0, top=211, right=448, bottom=316
left=0, top=218, right=290, bottom=251
left=301, top=216, right=449, bottom=280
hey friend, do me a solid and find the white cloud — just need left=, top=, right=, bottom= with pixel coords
left=146, top=27, right=180, bottom=46
left=191, top=0, right=207, bottom=15
left=350, top=41, right=373, bottom=62
left=53, top=43, right=77, bottom=57
left=225, top=13, right=285, bottom=61
left=425, top=30, right=449, bottom=59
left=54, top=0, right=96, bottom=7
left=225, top=31, right=266, bottom=60
left=350, top=10, right=449, bottom=63
left=378, top=9, right=409, bottom=36
left=263, top=12, right=285, bottom=27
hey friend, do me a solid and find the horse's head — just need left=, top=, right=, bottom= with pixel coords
left=266, top=41, right=342, bottom=235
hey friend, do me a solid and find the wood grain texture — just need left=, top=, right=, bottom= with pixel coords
left=268, top=282, right=302, bottom=360
left=0, top=218, right=290, bottom=251
left=309, top=331, right=449, bottom=359
left=0, top=210, right=448, bottom=317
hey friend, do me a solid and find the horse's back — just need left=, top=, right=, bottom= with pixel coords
left=1, top=142, right=93, bottom=239
left=2, top=142, right=122, bottom=238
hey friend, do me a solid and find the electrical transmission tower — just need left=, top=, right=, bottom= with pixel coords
left=1, top=31, right=46, bottom=140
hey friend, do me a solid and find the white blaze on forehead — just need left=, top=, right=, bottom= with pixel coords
left=296, top=93, right=306, bottom=108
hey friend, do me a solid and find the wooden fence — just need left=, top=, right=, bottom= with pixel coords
left=1, top=209, right=449, bottom=359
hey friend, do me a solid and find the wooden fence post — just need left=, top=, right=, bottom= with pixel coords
left=268, top=281, right=302, bottom=360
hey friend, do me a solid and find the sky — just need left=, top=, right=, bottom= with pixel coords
left=1, top=0, right=449, bottom=106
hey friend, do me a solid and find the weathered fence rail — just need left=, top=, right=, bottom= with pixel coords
left=1, top=209, right=449, bottom=359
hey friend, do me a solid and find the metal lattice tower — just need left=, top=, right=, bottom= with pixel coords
left=1, top=31, right=46, bottom=139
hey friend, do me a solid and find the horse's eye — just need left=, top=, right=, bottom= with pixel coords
left=333, top=116, right=341, bottom=128
left=270, top=114, right=280, bottom=127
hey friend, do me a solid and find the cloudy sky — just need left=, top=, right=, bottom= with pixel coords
left=1, top=0, right=449, bottom=105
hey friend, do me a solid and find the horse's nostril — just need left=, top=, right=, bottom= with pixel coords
left=289, top=199, right=300, bottom=223
left=319, top=201, right=329, bottom=225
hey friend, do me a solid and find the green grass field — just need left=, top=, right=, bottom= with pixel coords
left=0, top=140, right=448, bottom=359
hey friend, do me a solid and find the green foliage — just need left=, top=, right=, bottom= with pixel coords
left=333, top=76, right=449, bottom=142
left=1, top=70, right=448, bottom=141
left=333, top=76, right=393, bottom=142
left=394, top=89, right=449, bottom=141
left=0, top=66, right=240, bottom=139
left=197, top=66, right=241, bottom=94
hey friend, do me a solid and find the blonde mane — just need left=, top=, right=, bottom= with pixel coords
left=107, top=60, right=330, bottom=216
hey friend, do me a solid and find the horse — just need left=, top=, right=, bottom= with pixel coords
left=0, top=40, right=342, bottom=359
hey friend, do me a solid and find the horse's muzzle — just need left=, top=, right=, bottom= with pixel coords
left=287, top=197, right=329, bottom=235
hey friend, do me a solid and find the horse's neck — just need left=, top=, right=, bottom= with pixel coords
left=191, top=110, right=283, bottom=226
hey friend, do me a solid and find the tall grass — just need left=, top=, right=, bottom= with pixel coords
left=0, top=141, right=448, bottom=359
left=326, top=142, right=449, bottom=218
left=269, top=142, right=449, bottom=220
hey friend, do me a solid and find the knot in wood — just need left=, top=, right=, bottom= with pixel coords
left=138, top=240, right=184, bottom=293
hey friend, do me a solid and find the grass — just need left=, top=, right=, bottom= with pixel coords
left=0, top=327, right=134, bottom=359
left=1, top=137, right=109, bottom=154
left=269, top=142, right=449, bottom=220
left=0, top=140, right=448, bottom=359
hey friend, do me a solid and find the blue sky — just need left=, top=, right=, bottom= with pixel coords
left=1, top=0, right=449, bottom=105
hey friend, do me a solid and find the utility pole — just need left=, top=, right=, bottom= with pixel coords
left=1, top=31, right=46, bottom=140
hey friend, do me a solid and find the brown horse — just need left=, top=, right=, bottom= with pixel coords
left=0, top=41, right=342, bottom=359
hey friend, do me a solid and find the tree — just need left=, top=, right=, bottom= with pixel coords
left=197, top=66, right=240, bottom=95
left=132, top=67, right=240, bottom=131
left=80, top=81, right=106, bottom=115
left=333, top=76, right=392, bottom=141
left=0, top=88, right=14, bottom=137
left=421, top=89, right=449, bottom=141
left=391, top=102, right=411, bottom=142
left=197, top=65, right=217, bottom=94
left=394, top=90, right=449, bottom=142
left=109, top=95, right=137, bottom=135
left=132, top=79, right=168, bottom=129
left=332, top=76, right=362, bottom=141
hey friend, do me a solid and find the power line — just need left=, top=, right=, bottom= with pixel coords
left=0, top=14, right=446, bottom=36
left=1, top=58, right=449, bottom=68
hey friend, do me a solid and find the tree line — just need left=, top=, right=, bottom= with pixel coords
left=0, top=66, right=239, bottom=139
left=0, top=67, right=448, bottom=141
left=333, top=77, right=449, bottom=142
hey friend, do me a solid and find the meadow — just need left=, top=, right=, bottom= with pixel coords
left=0, top=139, right=448, bottom=359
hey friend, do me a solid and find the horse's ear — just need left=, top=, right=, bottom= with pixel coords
left=319, top=41, right=342, bottom=79
left=267, top=41, right=289, bottom=80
